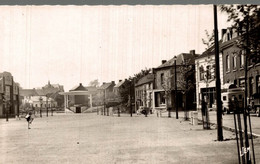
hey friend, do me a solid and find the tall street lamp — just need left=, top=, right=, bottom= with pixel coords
left=46, top=96, right=48, bottom=117
left=213, top=5, right=223, bottom=141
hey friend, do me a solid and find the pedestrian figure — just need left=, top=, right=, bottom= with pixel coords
left=25, top=112, right=33, bottom=129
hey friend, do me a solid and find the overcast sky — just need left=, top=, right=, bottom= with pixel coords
left=0, top=5, right=231, bottom=91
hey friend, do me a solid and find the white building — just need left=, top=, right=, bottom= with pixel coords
left=195, top=49, right=229, bottom=110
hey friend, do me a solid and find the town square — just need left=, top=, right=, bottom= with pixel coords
left=0, top=2, right=260, bottom=164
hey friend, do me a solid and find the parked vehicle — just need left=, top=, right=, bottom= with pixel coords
left=250, top=93, right=260, bottom=117
left=222, top=88, right=244, bottom=114
left=137, top=106, right=151, bottom=115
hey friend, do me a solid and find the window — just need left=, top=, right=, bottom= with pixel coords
left=160, top=73, right=164, bottom=86
left=199, top=66, right=205, bottom=81
left=239, top=79, right=245, bottom=87
left=256, top=76, right=260, bottom=94
left=234, top=79, right=237, bottom=86
left=239, top=95, right=242, bottom=100
left=223, top=96, right=227, bottom=101
left=226, top=55, right=230, bottom=72
left=249, top=77, right=254, bottom=97
left=240, top=50, right=245, bottom=68
left=233, top=54, right=237, bottom=69
left=161, top=92, right=165, bottom=104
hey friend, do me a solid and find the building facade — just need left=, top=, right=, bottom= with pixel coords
left=221, top=33, right=260, bottom=107
left=0, top=72, right=20, bottom=118
left=152, top=50, right=198, bottom=112
left=195, top=50, right=225, bottom=110
left=135, top=73, right=154, bottom=112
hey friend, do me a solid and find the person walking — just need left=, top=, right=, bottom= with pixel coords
left=25, top=112, right=33, bottom=129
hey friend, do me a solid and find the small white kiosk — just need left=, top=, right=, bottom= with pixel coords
left=59, top=83, right=94, bottom=113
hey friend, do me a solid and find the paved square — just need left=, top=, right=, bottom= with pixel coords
left=1, top=113, right=260, bottom=163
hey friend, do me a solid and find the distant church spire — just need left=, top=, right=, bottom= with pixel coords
left=48, top=80, right=50, bottom=86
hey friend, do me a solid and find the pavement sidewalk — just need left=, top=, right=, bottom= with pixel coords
left=158, top=110, right=260, bottom=137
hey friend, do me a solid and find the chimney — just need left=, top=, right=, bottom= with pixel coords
left=162, top=60, right=167, bottom=64
left=79, top=83, right=82, bottom=86
left=119, top=80, right=122, bottom=82
left=103, top=82, right=105, bottom=85
left=221, top=29, right=227, bottom=40
left=232, top=28, right=238, bottom=38
left=189, top=50, right=195, bottom=56
left=111, top=81, right=115, bottom=85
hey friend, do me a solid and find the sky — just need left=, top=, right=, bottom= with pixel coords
left=0, top=5, right=231, bottom=91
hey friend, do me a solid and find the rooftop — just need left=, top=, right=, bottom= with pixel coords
left=135, top=73, right=154, bottom=87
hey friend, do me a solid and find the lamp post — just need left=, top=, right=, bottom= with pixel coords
left=174, top=56, right=178, bottom=119
left=2, top=94, right=8, bottom=122
left=6, top=101, right=9, bottom=122
left=213, top=5, right=223, bottom=141
left=103, top=89, right=106, bottom=116
left=51, top=99, right=53, bottom=116
left=39, top=97, right=43, bottom=117
left=46, top=96, right=48, bottom=117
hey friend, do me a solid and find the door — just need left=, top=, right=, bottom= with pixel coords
left=76, top=107, right=81, bottom=113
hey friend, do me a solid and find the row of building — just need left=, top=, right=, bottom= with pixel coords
left=0, top=72, right=65, bottom=118
left=97, top=28, right=260, bottom=114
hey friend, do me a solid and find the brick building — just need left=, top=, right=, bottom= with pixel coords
left=221, top=30, right=260, bottom=106
left=0, top=72, right=20, bottom=118
left=152, top=50, right=198, bottom=112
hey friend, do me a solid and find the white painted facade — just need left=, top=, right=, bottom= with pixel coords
left=195, top=53, right=229, bottom=109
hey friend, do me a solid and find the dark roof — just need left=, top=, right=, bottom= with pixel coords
left=196, top=36, right=240, bottom=59
left=156, top=53, right=199, bottom=69
left=20, top=89, right=38, bottom=96
left=35, top=89, right=46, bottom=96
left=135, top=73, right=154, bottom=87
left=114, top=80, right=126, bottom=88
left=99, top=82, right=114, bottom=90
left=69, top=83, right=87, bottom=91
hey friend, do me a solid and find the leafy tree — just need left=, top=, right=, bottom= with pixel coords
left=202, top=30, right=215, bottom=50
left=178, top=60, right=196, bottom=120
left=220, top=5, right=260, bottom=65
left=161, top=73, right=174, bottom=114
left=89, top=79, right=100, bottom=87
left=134, top=68, right=151, bottom=83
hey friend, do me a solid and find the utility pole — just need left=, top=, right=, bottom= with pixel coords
left=214, top=5, right=223, bottom=141
left=243, top=13, right=251, bottom=164
left=174, top=56, right=178, bottom=119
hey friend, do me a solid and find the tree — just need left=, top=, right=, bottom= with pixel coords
left=220, top=5, right=260, bottom=65
left=177, top=60, right=196, bottom=120
left=89, top=79, right=100, bottom=87
left=202, top=30, right=215, bottom=50
left=134, top=68, right=151, bottom=83
left=161, top=73, right=174, bottom=117
left=220, top=4, right=259, bottom=163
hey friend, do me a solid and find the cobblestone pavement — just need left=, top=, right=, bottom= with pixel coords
left=1, top=113, right=260, bottom=164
